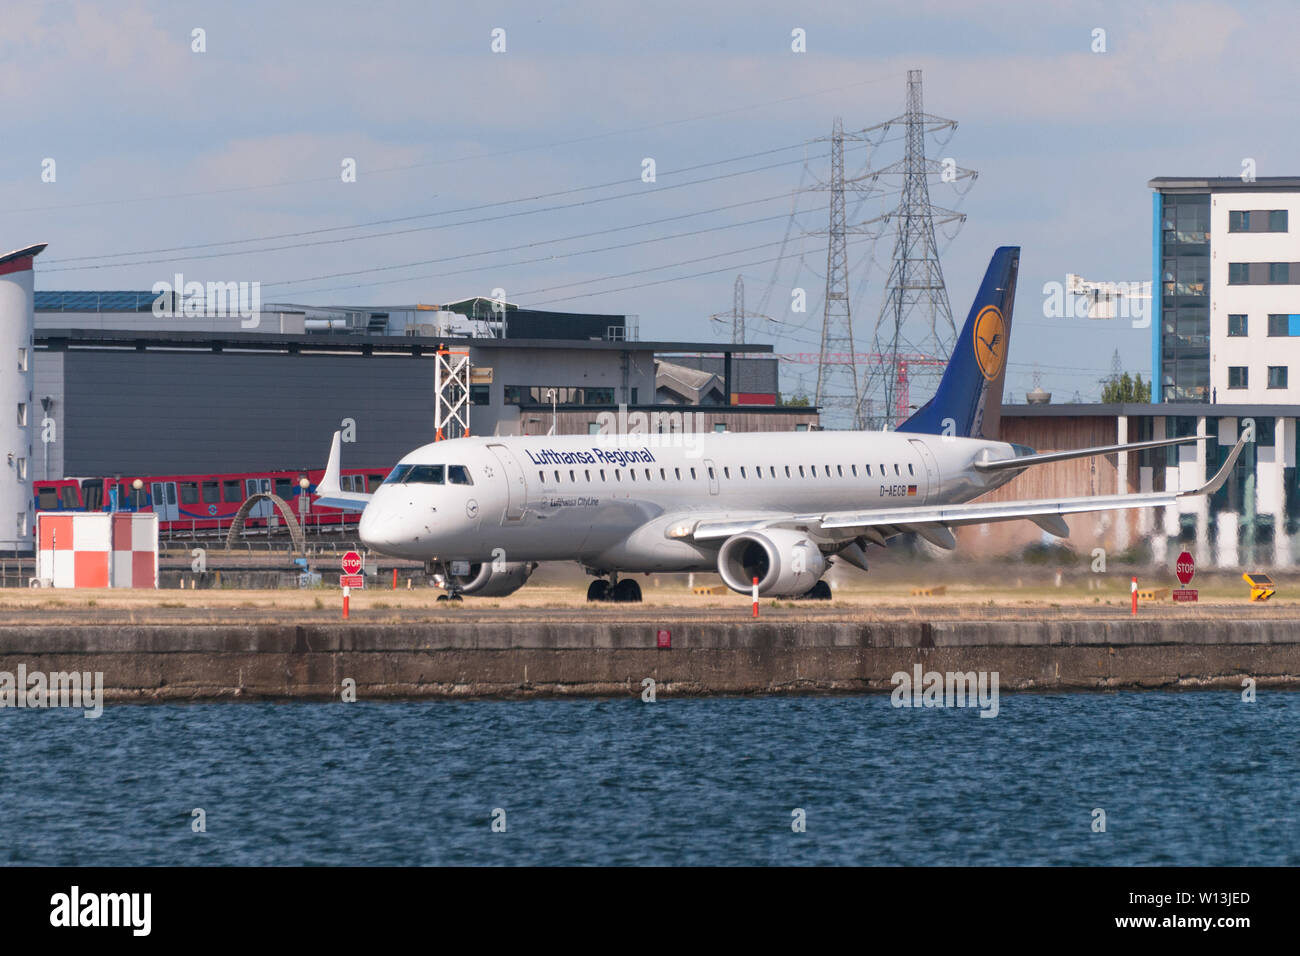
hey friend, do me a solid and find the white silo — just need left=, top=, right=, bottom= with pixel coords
left=0, top=243, right=45, bottom=554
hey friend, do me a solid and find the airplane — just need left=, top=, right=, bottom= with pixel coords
left=315, top=246, right=1245, bottom=603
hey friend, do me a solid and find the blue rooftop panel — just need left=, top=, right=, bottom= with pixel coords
left=35, top=291, right=160, bottom=312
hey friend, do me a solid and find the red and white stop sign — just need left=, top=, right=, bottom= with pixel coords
left=342, top=550, right=363, bottom=576
left=1175, top=550, right=1195, bottom=585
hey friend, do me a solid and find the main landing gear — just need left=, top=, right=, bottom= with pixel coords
left=428, top=560, right=464, bottom=602
left=586, top=573, right=642, bottom=603
left=801, top=580, right=832, bottom=601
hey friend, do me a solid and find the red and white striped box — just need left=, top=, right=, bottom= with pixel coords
left=36, top=512, right=158, bottom=588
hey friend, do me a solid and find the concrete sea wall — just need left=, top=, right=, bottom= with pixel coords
left=2, top=618, right=1298, bottom=700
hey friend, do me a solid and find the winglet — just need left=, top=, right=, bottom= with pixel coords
left=1185, top=433, right=1248, bottom=497
left=319, top=430, right=343, bottom=496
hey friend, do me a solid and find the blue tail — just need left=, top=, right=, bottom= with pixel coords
left=896, top=245, right=1019, bottom=440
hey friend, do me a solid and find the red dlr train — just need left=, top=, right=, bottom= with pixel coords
left=33, top=467, right=388, bottom=534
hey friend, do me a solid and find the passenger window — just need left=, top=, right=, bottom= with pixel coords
left=570, top=470, right=576, bottom=481
left=707, top=467, right=715, bottom=480
left=538, top=471, right=545, bottom=482
left=785, top=466, right=791, bottom=478
left=723, top=467, right=730, bottom=479
left=769, top=466, right=776, bottom=477
left=202, top=481, right=220, bottom=504
left=406, top=465, right=445, bottom=484
left=600, top=470, right=606, bottom=480
left=369, top=474, right=384, bottom=491
left=894, top=464, right=900, bottom=476
left=615, top=471, right=622, bottom=482
left=851, top=465, right=858, bottom=477
left=690, top=468, right=697, bottom=480
left=555, top=471, right=561, bottom=483
left=660, top=469, right=666, bottom=480
left=866, top=465, right=872, bottom=476
left=223, top=479, right=242, bottom=502
left=908, top=463, right=915, bottom=475
left=384, top=465, right=413, bottom=484
left=837, top=465, right=843, bottom=477
left=38, top=487, right=57, bottom=510
left=645, top=469, right=651, bottom=480
left=798, top=466, right=805, bottom=477
left=755, top=467, right=761, bottom=479
left=674, top=468, right=681, bottom=480
left=811, top=466, right=817, bottom=477
left=585, top=470, right=591, bottom=481
left=740, top=467, right=747, bottom=478
left=630, top=470, right=636, bottom=481
left=180, top=482, right=199, bottom=505
left=448, top=465, right=473, bottom=486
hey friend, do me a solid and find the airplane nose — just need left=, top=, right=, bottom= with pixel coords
left=359, top=507, right=401, bottom=551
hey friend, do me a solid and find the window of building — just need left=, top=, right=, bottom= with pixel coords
left=1269, top=366, right=1289, bottom=389
left=714, top=423, right=726, bottom=433
left=1229, top=262, right=1250, bottom=284
left=16, top=403, right=26, bottom=427
left=17, top=512, right=26, bottom=538
left=16, top=458, right=25, bottom=481
left=469, top=384, right=490, bottom=406
left=588, top=422, right=601, bottom=435
left=1229, top=210, right=1250, bottom=232
left=1271, top=262, right=1291, bottom=284
left=1228, top=366, right=1249, bottom=389
left=794, top=424, right=809, bottom=432
left=1228, top=314, right=1248, bottom=336
left=17, top=348, right=27, bottom=372
left=1271, top=210, right=1289, bottom=232
left=1267, top=314, right=1299, bottom=336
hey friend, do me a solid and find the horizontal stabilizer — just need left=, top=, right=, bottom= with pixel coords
left=315, top=430, right=373, bottom=513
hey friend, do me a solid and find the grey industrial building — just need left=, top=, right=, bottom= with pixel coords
left=32, top=293, right=816, bottom=481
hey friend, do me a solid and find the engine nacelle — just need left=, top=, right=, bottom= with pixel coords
left=448, top=561, right=536, bottom=597
left=717, top=529, right=827, bottom=597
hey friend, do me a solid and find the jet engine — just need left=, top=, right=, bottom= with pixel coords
left=447, top=561, right=537, bottom=597
left=717, top=529, right=827, bottom=597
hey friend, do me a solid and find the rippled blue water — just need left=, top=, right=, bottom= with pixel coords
left=2, top=692, right=1298, bottom=866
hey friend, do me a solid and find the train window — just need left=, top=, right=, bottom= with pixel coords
left=223, top=480, right=242, bottom=502
left=368, top=474, right=384, bottom=491
left=180, top=482, right=200, bottom=505
left=404, top=465, right=445, bottom=484
left=384, top=465, right=413, bottom=485
left=273, top=478, right=292, bottom=500
left=84, top=483, right=102, bottom=511
left=38, top=487, right=57, bottom=510
left=202, top=481, right=220, bottom=504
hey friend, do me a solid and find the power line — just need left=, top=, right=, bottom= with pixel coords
left=5, top=71, right=904, bottom=217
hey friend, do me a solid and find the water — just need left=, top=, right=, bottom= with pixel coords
left=3, top=692, right=1298, bottom=866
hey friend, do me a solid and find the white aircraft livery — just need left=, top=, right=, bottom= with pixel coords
left=316, top=246, right=1244, bottom=602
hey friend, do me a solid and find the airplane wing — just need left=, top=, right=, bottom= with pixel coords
left=313, top=430, right=374, bottom=512
left=676, top=433, right=1247, bottom=549
left=973, top=434, right=1202, bottom=472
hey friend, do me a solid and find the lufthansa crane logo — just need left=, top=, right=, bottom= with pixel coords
left=972, top=305, right=1006, bottom=382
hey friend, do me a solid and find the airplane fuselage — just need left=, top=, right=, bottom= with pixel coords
left=357, top=430, right=1023, bottom=572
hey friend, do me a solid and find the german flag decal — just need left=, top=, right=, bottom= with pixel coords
left=907, top=485, right=918, bottom=496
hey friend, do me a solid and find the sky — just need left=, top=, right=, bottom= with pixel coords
left=0, top=0, right=1292, bottom=421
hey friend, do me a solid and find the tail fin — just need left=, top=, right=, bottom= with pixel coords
left=897, top=245, right=1019, bottom=440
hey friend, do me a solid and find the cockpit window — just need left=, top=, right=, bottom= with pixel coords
left=405, top=464, right=445, bottom=484
left=383, top=464, right=413, bottom=485
left=447, top=465, right=473, bottom=486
